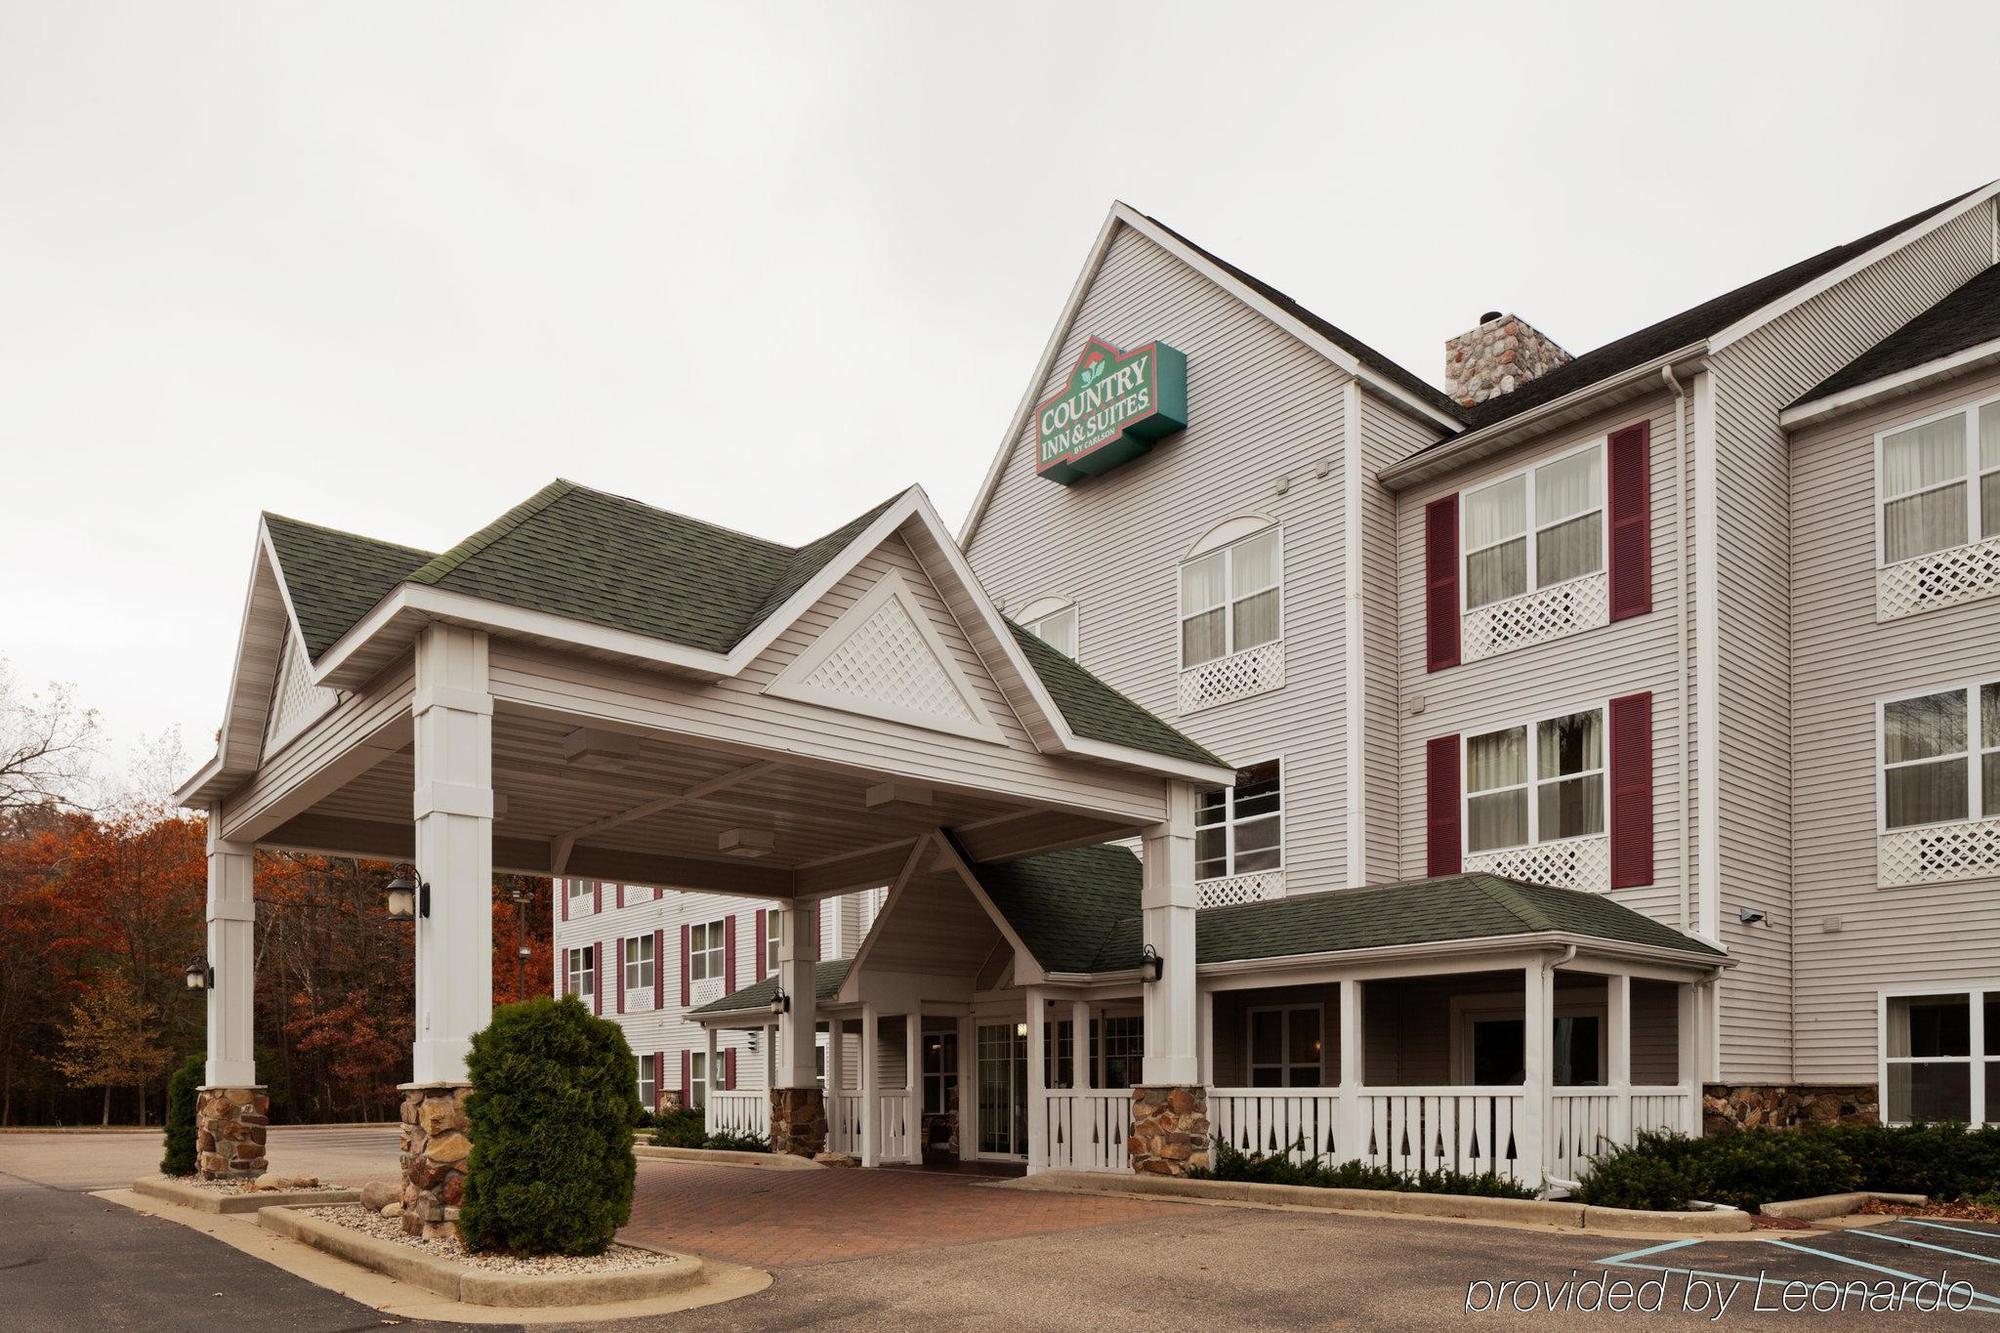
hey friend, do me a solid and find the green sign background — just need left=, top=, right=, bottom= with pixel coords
left=1035, top=336, right=1188, bottom=485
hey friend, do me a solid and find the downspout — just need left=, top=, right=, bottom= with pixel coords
left=1662, top=366, right=1693, bottom=933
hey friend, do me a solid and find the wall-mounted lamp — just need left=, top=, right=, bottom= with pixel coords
left=184, top=957, right=214, bottom=991
left=1139, top=943, right=1165, bottom=984
left=769, top=986, right=791, bottom=1017
left=386, top=868, right=430, bottom=921
left=1737, top=906, right=1766, bottom=926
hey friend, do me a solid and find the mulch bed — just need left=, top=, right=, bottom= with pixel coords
left=1859, top=1198, right=2000, bottom=1223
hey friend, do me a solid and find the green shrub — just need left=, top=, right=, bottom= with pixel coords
left=701, top=1129, right=770, bottom=1153
left=159, top=1053, right=204, bottom=1177
left=1695, top=1130, right=1859, bottom=1211
left=457, top=995, right=640, bottom=1256
left=651, top=1108, right=705, bottom=1149
left=1188, top=1136, right=1534, bottom=1200
left=1568, top=1129, right=1705, bottom=1210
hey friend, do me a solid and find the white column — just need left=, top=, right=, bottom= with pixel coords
left=1140, top=781, right=1200, bottom=1086
left=1025, top=988, right=1047, bottom=1172
left=826, top=1017, right=846, bottom=1148
left=204, top=815, right=256, bottom=1088
left=904, top=1005, right=923, bottom=1162
left=410, top=623, right=494, bottom=1085
left=775, top=902, right=819, bottom=1088
left=1607, top=973, right=1633, bottom=1147
left=704, top=1026, right=719, bottom=1123
left=859, top=1003, right=879, bottom=1167
left=1519, top=960, right=1552, bottom=1190
left=1338, top=978, right=1365, bottom=1164
left=1677, top=980, right=1703, bottom=1134
left=763, top=1023, right=776, bottom=1089
left=1071, top=1000, right=1092, bottom=1090
left=957, top=1015, right=976, bottom=1161
left=1197, top=987, right=1214, bottom=1085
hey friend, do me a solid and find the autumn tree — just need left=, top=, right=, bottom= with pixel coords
left=56, top=974, right=171, bottom=1125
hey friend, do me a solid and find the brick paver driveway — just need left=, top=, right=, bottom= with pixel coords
left=623, top=1161, right=1202, bottom=1268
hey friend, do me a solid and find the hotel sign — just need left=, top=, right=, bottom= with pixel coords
left=1035, top=336, right=1187, bottom=485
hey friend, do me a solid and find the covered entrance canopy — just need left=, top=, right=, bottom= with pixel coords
left=174, top=478, right=1229, bottom=1180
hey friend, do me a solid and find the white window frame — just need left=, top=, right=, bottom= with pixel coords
left=637, top=1053, right=656, bottom=1110
left=1017, top=597, right=1080, bottom=660
left=1875, top=393, right=2000, bottom=568
left=764, top=907, right=780, bottom=975
left=1450, top=993, right=1611, bottom=1087
left=1460, top=440, right=1608, bottom=612
left=689, top=1050, right=707, bottom=1110
left=624, top=934, right=655, bottom=993
left=566, top=879, right=593, bottom=915
left=1195, top=757, right=1284, bottom=880
left=1876, top=678, right=2000, bottom=833
left=565, top=945, right=595, bottom=999
left=1245, top=1004, right=1324, bottom=1088
left=1876, top=983, right=1996, bottom=1126
left=1176, top=524, right=1284, bottom=670
left=1462, top=702, right=1609, bottom=856
left=690, top=919, right=726, bottom=983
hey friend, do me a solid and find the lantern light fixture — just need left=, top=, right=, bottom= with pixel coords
left=184, top=957, right=214, bottom=991
left=769, top=986, right=790, bottom=1017
left=385, top=868, right=430, bottom=922
left=1139, top=943, right=1164, bottom=984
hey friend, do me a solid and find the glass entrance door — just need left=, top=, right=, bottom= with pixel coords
left=976, top=1022, right=1028, bottom=1157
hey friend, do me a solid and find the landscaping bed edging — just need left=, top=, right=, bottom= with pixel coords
left=1019, top=1170, right=1752, bottom=1235
left=257, top=1205, right=704, bottom=1308
left=132, top=1176, right=360, bottom=1214
left=1760, top=1191, right=1928, bottom=1221
left=635, top=1145, right=822, bottom=1170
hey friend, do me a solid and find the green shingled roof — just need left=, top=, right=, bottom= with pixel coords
left=1006, top=623, right=1222, bottom=768
left=261, top=513, right=435, bottom=660
left=964, top=850, right=1723, bottom=975
left=690, top=958, right=852, bottom=1017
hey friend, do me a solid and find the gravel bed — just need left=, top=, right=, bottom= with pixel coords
left=300, top=1205, right=675, bottom=1274
left=1861, top=1197, right=2000, bottom=1223
left=166, top=1174, right=349, bottom=1196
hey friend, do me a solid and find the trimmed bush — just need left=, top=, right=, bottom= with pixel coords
left=651, top=1108, right=705, bottom=1149
left=1188, top=1136, right=1535, bottom=1199
left=159, top=1053, right=204, bottom=1176
left=457, top=995, right=640, bottom=1256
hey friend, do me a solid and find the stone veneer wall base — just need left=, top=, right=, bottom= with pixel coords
left=1702, top=1082, right=1878, bottom=1134
left=399, top=1081, right=472, bottom=1240
left=1130, top=1084, right=1211, bottom=1176
left=769, top=1087, right=828, bottom=1157
left=196, top=1085, right=269, bottom=1180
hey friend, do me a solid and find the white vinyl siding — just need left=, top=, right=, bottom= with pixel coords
left=1878, top=396, right=2000, bottom=564
left=1461, top=443, right=1604, bottom=610
left=1179, top=526, right=1280, bottom=668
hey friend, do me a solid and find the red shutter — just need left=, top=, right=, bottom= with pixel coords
left=680, top=1049, right=691, bottom=1108
left=592, top=942, right=604, bottom=1015
left=679, top=923, right=692, bottom=1008
left=593, top=882, right=602, bottom=913
left=1610, top=692, right=1656, bottom=889
left=753, top=910, right=768, bottom=981
left=560, top=880, right=569, bottom=921
left=614, top=938, right=625, bottom=1013
left=617, top=883, right=625, bottom=909
left=724, top=1047, right=738, bottom=1091
left=1608, top=421, right=1653, bottom=621
left=1424, top=495, right=1460, bottom=671
left=653, top=928, right=665, bottom=1010
left=1426, top=734, right=1462, bottom=875
left=654, top=1050, right=665, bottom=1111
left=724, top=915, right=738, bottom=994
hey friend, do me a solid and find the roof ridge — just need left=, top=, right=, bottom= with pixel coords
left=1467, top=874, right=1557, bottom=933
left=262, top=510, right=435, bottom=560
left=407, top=480, right=578, bottom=587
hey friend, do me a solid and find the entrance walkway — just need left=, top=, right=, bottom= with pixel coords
left=623, top=1160, right=1199, bottom=1268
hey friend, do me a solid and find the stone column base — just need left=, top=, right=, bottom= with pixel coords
left=399, top=1082, right=472, bottom=1240
left=769, top=1086, right=827, bottom=1157
left=196, top=1086, right=269, bottom=1179
left=1130, top=1084, right=1210, bottom=1176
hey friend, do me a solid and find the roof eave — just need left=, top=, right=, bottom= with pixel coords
left=1196, top=929, right=1731, bottom=977
left=1782, top=335, right=2000, bottom=431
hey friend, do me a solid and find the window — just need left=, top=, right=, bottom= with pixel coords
left=1879, top=399, right=2000, bottom=565
left=566, top=879, right=593, bottom=913
left=764, top=907, right=780, bottom=974
left=1247, top=1007, right=1322, bottom=1088
left=623, top=935, right=655, bottom=993
left=689, top=1050, right=706, bottom=1110
left=1464, top=1012, right=1603, bottom=1086
left=565, top=945, right=595, bottom=999
left=1043, top=1019, right=1074, bottom=1088
left=1096, top=1015, right=1143, bottom=1090
left=1018, top=600, right=1078, bottom=659
left=1463, top=444, right=1604, bottom=609
left=1881, top=989, right=2000, bottom=1125
left=690, top=920, right=726, bottom=982
left=1180, top=526, right=1280, bottom=667
left=1466, top=708, right=1605, bottom=853
left=1196, top=760, right=1282, bottom=879
left=637, top=1053, right=656, bottom=1110
left=1881, top=681, right=2000, bottom=829
left=923, top=1029, right=959, bottom=1115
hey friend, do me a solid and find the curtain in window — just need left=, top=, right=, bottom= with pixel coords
left=1982, top=405, right=2000, bottom=540
left=1032, top=607, right=1077, bottom=658
left=1884, top=691, right=1969, bottom=828
left=1985, top=684, right=2000, bottom=819
left=1181, top=552, right=1227, bottom=665
left=1537, top=710, right=1605, bottom=839
left=1886, top=994, right=1973, bottom=1122
left=1465, top=478, right=1527, bottom=608
left=1883, top=416, right=1968, bottom=561
left=1466, top=727, right=1527, bottom=851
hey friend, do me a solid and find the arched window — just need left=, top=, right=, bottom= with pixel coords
left=1017, top=596, right=1078, bottom=659
left=1179, top=519, right=1281, bottom=668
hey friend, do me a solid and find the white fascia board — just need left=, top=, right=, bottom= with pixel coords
left=1194, top=931, right=1732, bottom=982
left=1780, top=335, right=2000, bottom=430
left=172, top=752, right=228, bottom=808
left=930, top=829, right=1048, bottom=986
left=833, top=837, right=933, bottom=1005
left=174, top=522, right=295, bottom=806
left=1709, top=181, right=2000, bottom=351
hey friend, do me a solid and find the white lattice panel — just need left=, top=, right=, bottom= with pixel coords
left=800, top=595, right=977, bottom=725
left=1463, top=572, right=1609, bottom=662
left=262, top=630, right=337, bottom=758
left=1879, top=819, right=2000, bottom=887
left=1196, top=869, right=1285, bottom=907
left=689, top=975, right=724, bottom=1007
left=1465, top=835, right=1610, bottom=892
left=1178, top=639, right=1285, bottom=715
left=1878, top=537, right=2000, bottom=620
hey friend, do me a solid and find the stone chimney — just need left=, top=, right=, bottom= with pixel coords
left=1445, top=311, right=1573, bottom=409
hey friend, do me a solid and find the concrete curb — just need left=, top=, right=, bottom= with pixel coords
left=1018, top=1170, right=1753, bottom=1234
left=635, top=1145, right=823, bottom=1170
left=132, top=1176, right=361, bottom=1214
left=257, top=1205, right=706, bottom=1308
left=1760, top=1191, right=1928, bottom=1221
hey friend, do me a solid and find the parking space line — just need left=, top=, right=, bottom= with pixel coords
left=1763, top=1237, right=2000, bottom=1310
left=1852, top=1227, right=2000, bottom=1268
left=1903, top=1220, right=2000, bottom=1243
left=1596, top=1238, right=1701, bottom=1266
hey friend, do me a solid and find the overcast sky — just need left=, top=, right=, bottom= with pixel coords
left=4, top=1, right=1998, bottom=783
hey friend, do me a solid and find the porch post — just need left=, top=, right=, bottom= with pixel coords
left=1025, top=987, right=1047, bottom=1172
left=770, top=902, right=825, bottom=1156
left=904, top=1005, right=923, bottom=1163
left=859, top=1002, right=879, bottom=1167
left=1197, top=986, right=1214, bottom=1085
left=1338, top=977, right=1365, bottom=1165
left=825, top=1017, right=845, bottom=1151
left=198, top=815, right=263, bottom=1179
left=1071, top=1000, right=1092, bottom=1090
left=1607, top=973, right=1632, bottom=1148
left=1134, top=781, right=1208, bottom=1176
left=1677, top=980, right=1703, bottom=1135
left=1520, top=959, right=1551, bottom=1191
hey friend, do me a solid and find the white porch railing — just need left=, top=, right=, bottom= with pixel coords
left=1358, top=1088, right=1526, bottom=1179
left=1630, top=1085, right=1695, bottom=1137
left=1549, top=1085, right=1699, bottom=1181
left=1210, top=1088, right=1341, bottom=1163
left=1043, top=1091, right=1132, bottom=1173
left=877, top=1091, right=915, bottom=1163
left=827, top=1091, right=863, bottom=1155
left=704, top=1090, right=769, bottom=1141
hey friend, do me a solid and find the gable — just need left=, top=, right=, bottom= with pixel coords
left=261, top=626, right=339, bottom=759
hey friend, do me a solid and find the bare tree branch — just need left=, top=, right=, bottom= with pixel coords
left=0, top=658, right=98, bottom=814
